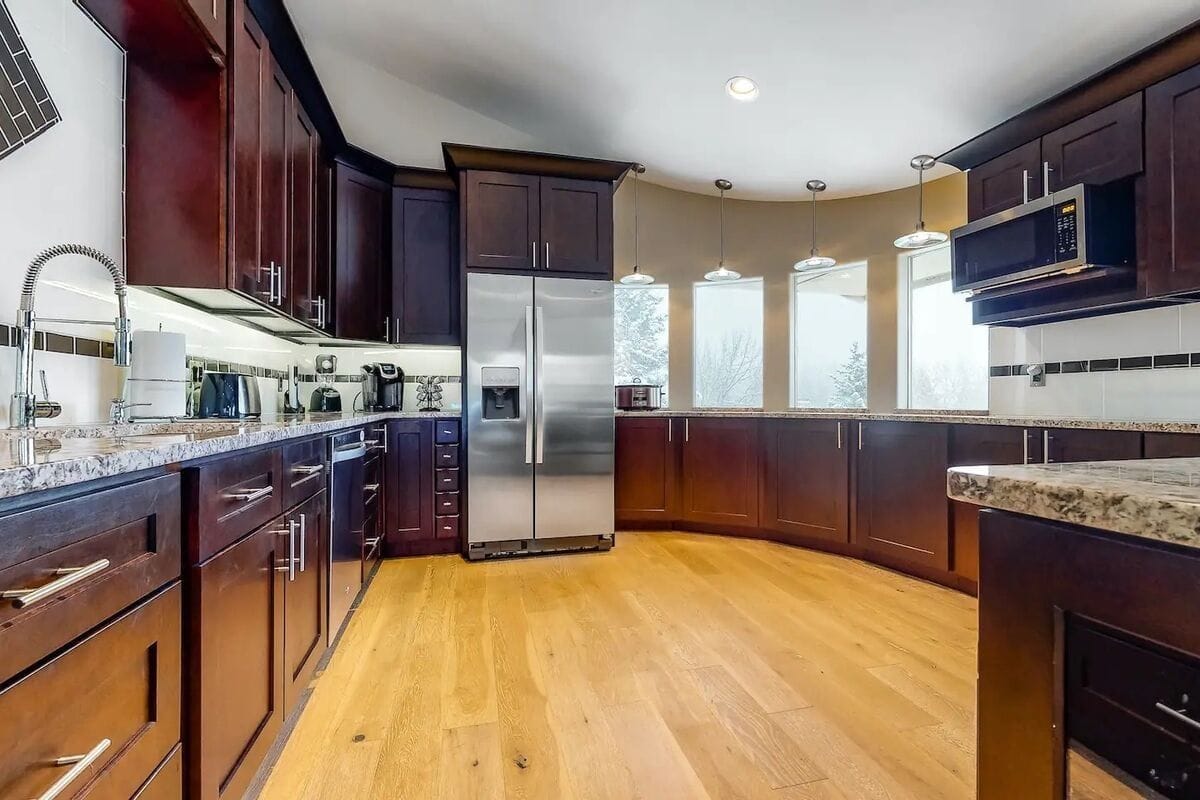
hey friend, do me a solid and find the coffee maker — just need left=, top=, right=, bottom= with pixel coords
left=361, top=363, right=405, bottom=411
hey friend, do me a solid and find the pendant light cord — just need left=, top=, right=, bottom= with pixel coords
left=633, top=169, right=640, bottom=271
left=719, top=186, right=726, bottom=267
left=810, top=190, right=818, bottom=256
left=917, top=167, right=926, bottom=232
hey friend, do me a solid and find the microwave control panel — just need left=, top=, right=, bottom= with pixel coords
left=1054, top=200, right=1079, bottom=261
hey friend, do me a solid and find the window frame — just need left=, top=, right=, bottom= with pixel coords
left=788, top=261, right=870, bottom=410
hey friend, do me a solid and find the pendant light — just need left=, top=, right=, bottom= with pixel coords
left=705, top=179, right=742, bottom=282
left=619, top=164, right=655, bottom=285
left=894, top=154, right=949, bottom=249
left=794, top=179, right=837, bottom=271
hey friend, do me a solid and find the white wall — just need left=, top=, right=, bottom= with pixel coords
left=989, top=304, right=1200, bottom=421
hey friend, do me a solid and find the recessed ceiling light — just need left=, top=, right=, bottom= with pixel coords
left=725, top=76, right=759, bottom=102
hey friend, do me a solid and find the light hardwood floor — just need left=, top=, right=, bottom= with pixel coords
left=258, top=531, right=980, bottom=800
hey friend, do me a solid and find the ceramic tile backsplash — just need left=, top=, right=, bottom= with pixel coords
left=988, top=304, right=1200, bottom=422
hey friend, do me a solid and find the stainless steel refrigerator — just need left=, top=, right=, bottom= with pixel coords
left=465, top=272, right=614, bottom=559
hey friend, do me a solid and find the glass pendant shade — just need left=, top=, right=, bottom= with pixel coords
left=619, top=164, right=655, bottom=285
left=895, top=155, right=949, bottom=250
left=705, top=179, right=741, bottom=282
left=794, top=179, right=837, bottom=271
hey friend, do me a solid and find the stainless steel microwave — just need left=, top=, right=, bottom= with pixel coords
left=950, top=182, right=1136, bottom=295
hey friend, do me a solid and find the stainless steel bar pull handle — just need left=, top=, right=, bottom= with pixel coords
left=298, top=513, right=307, bottom=572
left=293, top=464, right=324, bottom=477
left=535, top=305, right=546, bottom=464
left=545, top=242, right=550, bottom=270
left=35, top=738, right=112, bottom=800
left=524, top=305, right=535, bottom=464
left=1021, top=169, right=1030, bottom=204
left=837, top=422, right=843, bottom=450
left=858, top=422, right=864, bottom=450
left=1043, top=430, right=1051, bottom=463
left=225, top=486, right=273, bottom=503
left=2, top=558, right=110, bottom=608
left=1022, top=429, right=1029, bottom=464
left=1155, top=701, right=1200, bottom=732
left=1042, top=161, right=1052, bottom=196
left=531, top=241, right=538, bottom=270
left=383, top=317, right=390, bottom=342
left=685, top=418, right=689, bottom=443
left=364, top=483, right=381, bottom=493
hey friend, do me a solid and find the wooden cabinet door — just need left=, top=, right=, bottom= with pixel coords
left=261, top=59, right=291, bottom=310
left=681, top=418, right=759, bottom=528
left=386, top=420, right=434, bottom=554
left=761, top=419, right=849, bottom=544
left=185, top=0, right=226, bottom=54
left=855, top=421, right=950, bottom=572
left=189, top=520, right=286, bottom=800
left=967, top=139, right=1043, bottom=221
left=1144, top=64, right=1200, bottom=296
left=615, top=417, right=677, bottom=524
left=334, top=162, right=389, bottom=341
left=283, top=490, right=326, bottom=710
left=314, top=157, right=333, bottom=332
left=229, top=6, right=268, bottom=301
left=464, top=171, right=539, bottom=270
left=288, top=99, right=318, bottom=324
left=1044, top=428, right=1142, bottom=463
left=1041, top=93, right=1143, bottom=191
left=540, top=177, right=614, bottom=276
left=392, top=187, right=459, bottom=344
left=1143, top=432, right=1200, bottom=458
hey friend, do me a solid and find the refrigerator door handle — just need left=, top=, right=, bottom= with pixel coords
left=525, top=305, right=535, bottom=464
left=535, top=305, right=546, bottom=464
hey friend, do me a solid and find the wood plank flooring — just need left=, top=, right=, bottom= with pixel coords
left=258, top=531, right=980, bottom=800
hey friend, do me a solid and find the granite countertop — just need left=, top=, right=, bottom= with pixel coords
left=949, top=459, right=1200, bottom=550
left=617, top=408, right=1200, bottom=434
left=0, top=410, right=460, bottom=501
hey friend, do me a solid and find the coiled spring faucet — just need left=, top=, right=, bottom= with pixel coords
left=11, top=244, right=131, bottom=428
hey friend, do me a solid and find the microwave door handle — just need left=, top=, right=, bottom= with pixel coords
left=525, top=305, right=534, bottom=465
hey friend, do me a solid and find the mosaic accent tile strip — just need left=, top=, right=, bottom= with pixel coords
left=992, top=352, right=1200, bottom=378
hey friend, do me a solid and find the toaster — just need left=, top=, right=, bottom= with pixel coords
left=197, top=372, right=262, bottom=418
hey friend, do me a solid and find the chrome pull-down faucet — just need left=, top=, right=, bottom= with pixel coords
left=11, top=244, right=131, bottom=429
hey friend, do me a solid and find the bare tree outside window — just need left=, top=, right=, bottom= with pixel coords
left=694, top=279, right=763, bottom=407
left=614, top=285, right=669, bottom=401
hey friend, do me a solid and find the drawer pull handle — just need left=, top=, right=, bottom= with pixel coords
left=3, top=558, right=111, bottom=608
left=225, top=486, right=273, bottom=503
left=292, top=464, right=324, bottom=477
left=36, top=738, right=111, bottom=800
left=363, top=483, right=381, bottom=493
left=1155, top=702, right=1200, bottom=732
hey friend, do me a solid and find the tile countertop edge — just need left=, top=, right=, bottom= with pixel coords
left=947, top=463, right=1200, bottom=551
left=615, top=409, right=1200, bottom=434
left=0, top=411, right=461, bottom=502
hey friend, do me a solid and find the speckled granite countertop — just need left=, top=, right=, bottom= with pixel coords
left=617, top=409, right=1200, bottom=434
left=0, top=410, right=460, bottom=501
left=949, top=459, right=1200, bottom=550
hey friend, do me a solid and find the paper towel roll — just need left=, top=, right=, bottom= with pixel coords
left=128, top=378, right=187, bottom=418
left=130, top=330, right=186, bottom=381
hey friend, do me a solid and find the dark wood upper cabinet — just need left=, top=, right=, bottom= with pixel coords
left=283, top=491, right=327, bottom=710
left=1041, top=93, right=1143, bottom=191
left=229, top=6, right=268, bottom=300
left=967, top=140, right=1043, bottom=221
left=681, top=417, right=759, bottom=528
left=615, top=417, right=678, bottom=524
left=539, top=176, right=614, bottom=275
left=392, top=187, right=459, bottom=345
left=1043, top=428, right=1142, bottom=463
left=464, top=171, right=540, bottom=271
left=761, top=418, right=849, bottom=545
left=185, top=0, right=226, bottom=54
left=854, top=421, right=950, bottom=572
left=334, top=162, right=390, bottom=341
left=288, top=101, right=318, bottom=324
left=188, top=518, right=286, bottom=800
left=1144, top=63, right=1200, bottom=297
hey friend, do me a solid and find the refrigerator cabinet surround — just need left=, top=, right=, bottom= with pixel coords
left=466, top=272, right=615, bottom=557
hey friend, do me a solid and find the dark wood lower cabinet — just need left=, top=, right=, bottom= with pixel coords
left=760, top=418, right=849, bottom=544
left=855, top=421, right=951, bottom=573
left=681, top=417, right=760, bottom=528
left=189, top=517, right=286, bottom=800
left=283, top=490, right=327, bottom=710
left=385, top=419, right=458, bottom=556
left=615, top=417, right=677, bottom=524
left=1044, top=428, right=1143, bottom=462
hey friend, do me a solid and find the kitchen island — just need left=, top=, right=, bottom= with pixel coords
left=950, top=458, right=1200, bottom=799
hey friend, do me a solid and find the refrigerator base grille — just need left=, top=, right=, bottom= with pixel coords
left=466, top=534, right=614, bottom=562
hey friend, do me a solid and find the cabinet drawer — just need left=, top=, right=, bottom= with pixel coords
left=281, top=436, right=327, bottom=510
left=435, top=515, right=460, bottom=540
left=0, top=584, right=181, bottom=800
left=434, top=420, right=460, bottom=444
left=129, top=744, right=182, bottom=800
left=188, top=447, right=282, bottom=564
left=364, top=426, right=388, bottom=458
left=435, top=468, right=459, bottom=492
left=435, top=444, right=459, bottom=468
left=0, top=474, right=181, bottom=687
left=435, top=492, right=460, bottom=516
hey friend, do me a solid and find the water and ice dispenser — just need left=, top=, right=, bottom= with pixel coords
left=480, top=366, right=521, bottom=420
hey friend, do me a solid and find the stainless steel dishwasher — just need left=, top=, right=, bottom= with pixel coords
left=328, top=428, right=366, bottom=637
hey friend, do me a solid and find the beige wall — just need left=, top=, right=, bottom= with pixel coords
left=613, top=173, right=968, bottom=411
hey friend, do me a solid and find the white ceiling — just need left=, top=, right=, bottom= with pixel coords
left=285, top=0, right=1200, bottom=200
